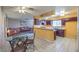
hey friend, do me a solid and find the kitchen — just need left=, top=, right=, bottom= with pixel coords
left=34, top=7, right=77, bottom=51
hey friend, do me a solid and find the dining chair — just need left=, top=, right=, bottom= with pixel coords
left=9, top=36, right=28, bottom=52
left=25, top=32, right=35, bottom=51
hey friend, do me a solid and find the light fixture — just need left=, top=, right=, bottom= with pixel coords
left=60, top=13, right=65, bottom=16
left=51, top=15, right=57, bottom=17
left=60, top=9, right=65, bottom=14
left=19, top=9, right=25, bottom=13
left=18, top=6, right=26, bottom=13
left=55, top=9, right=66, bottom=16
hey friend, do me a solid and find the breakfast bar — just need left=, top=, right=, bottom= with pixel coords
left=34, top=26, right=56, bottom=42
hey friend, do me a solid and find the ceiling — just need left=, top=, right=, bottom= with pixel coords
left=2, top=6, right=55, bottom=19
left=3, top=6, right=55, bottom=15
left=2, top=6, right=77, bottom=20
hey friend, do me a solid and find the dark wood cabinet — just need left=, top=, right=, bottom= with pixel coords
left=56, top=30, right=64, bottom=37
left=46, top=20, right=51, bottom=25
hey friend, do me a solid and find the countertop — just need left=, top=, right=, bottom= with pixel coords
left=34, top=25, right=65, bottom=31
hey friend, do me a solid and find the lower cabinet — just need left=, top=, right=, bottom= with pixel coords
left=56, top=30, right=64, bottom=37
left=65, top=21, right=77, bottom=39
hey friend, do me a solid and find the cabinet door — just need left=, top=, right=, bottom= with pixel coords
left=65, top=21, right=77, bottom=39
left=56, top=30, right=64, bottom=37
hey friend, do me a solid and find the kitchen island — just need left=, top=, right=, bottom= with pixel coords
left=34, top=26, right=56, bottom=42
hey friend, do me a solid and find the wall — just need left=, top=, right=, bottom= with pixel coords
left=77, top=7, right=79, bottom=51
left=0, top=7, right=5, bottom=40
left=7, top=18, right=34, bottom=28
left=20, top=19, right=34, bottom=27
left=0, top=7, right=11, bottom=51
left=7, top=19, right=20, bottom=28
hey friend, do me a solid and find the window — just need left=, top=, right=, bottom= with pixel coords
left=51, top=20, right=62, bottom=26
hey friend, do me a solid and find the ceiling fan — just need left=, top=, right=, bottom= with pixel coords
left=18, top=6, right=38, bottom=14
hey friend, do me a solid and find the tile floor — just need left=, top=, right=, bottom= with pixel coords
left=0, top=36, right=77, bottom=52
left=34, top=36, right=77, bottom=52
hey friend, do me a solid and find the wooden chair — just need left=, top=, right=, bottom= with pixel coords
left=9, top=32, right=35, bottom=52
left=25, top=33, right=35, bottom=51
left=9, top=37, right=28, bottom=52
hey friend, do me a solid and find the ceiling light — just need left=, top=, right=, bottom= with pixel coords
left=51, top=15, right=57, bottom=17
left=19, top=10, right=25, bottom=13
left=65, top=12, right=69, bottom=14
left=18, top=7, right=26, bottom=13
left=19, top=10, right=22, bottom=13
left=60, top=9, right=65, bottom=13
left=60, top=13, right=65, bottom=16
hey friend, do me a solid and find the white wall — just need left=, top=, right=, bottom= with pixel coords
left=0, top=7, right=5, bottom=40
left=20, top=19, right=34, bottom=27
left=8, top=19, right=20, bottom=28
left=7, top=18, right=34, bottom=28
left=0, top=7, right=11, bottom=51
